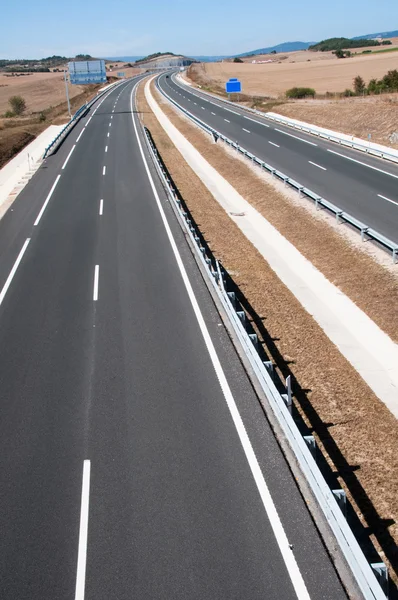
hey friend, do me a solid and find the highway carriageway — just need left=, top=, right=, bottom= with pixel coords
left=159, top=72, right=398, bottom=246
left=0, top=75, right=346, bottom=599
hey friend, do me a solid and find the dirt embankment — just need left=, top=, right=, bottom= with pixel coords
left=137, top=78, right=398, bottom=587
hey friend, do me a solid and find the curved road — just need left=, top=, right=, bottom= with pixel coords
left=158, top=72, right=398, bottom=245
left=0, top=76, right=347, bottom=599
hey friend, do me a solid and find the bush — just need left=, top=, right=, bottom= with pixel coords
left=381, top=40, right=392, bottom=45
left=233, top=57, right=243, bottom=63
left=353, top=75, right=366, bottom=94
left=285, top=87, right=316, bottom=99
left=38, top=112, right=46, bottom=122
left=9, top=95, right=26, bottom=115
left=343, top=89, right=355, bottom=97
left=4, top=110, right=15, bottom=117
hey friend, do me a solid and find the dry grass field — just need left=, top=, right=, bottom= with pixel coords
left=199, top=49, right=398, bottom=96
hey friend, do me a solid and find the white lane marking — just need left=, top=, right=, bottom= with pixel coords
left=309, top=160, right=327, bottom=171
left=111, top=116, right=113, bottom=120
left=103, top=166, right=106, bottom=176
left=86, top=117, right=92, bottom=125
left=244, top=115, right=270, bottom=127
left=378, top=194, right=398, bottom=207
left=242, top=128, right=251, bottom=134
left=34, top=175, right=61, bottom=226
left=224, top=119, right=230, bottom=123
left=93, top=266, right=99, bottom=301
left=269, top=141, right=280, bottom=148
left=194, top=102, right=197, bottom=105
left=76, top=129, right=85, bottom=143
left=99, top=199, right=103, bottom=215
left=327, top=149, right=398, bottom=180
left=211, top=112, right=216, bottom=115
left=0, top=239, right=30, bottom=308
left=201, top=106, right=205, bottom=110
left=275, top=128, right=318, bottom=146
left=74, top=460, right=91, bottom=600
left=109, top=123, right=112, bottom=127
left=107, top=132, right=110, bottom=138
left=188, top=99, right=191, bottom=101
left=131, top=83, right=311, bottom=600
left=112, top=109, right=114, bottom=113
left=105, top=146, right=108, bottom=153
left=62, top=145, right=76, bottom=170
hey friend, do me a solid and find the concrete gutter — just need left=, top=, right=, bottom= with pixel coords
left=145, top=77, right=398, bottom=419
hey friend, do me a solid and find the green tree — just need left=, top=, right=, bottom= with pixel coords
left=9, top=95, right=26, bottom=115
left=233, top=57, right=243, bottom=63
left=353, top=75, right=366, bottom=95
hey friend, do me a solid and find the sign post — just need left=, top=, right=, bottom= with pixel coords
left=225, top=78, right=242, bottom=102
left=64, top=69, right=71, bottom=119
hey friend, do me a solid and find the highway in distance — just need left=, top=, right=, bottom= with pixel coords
left=0, top=75, right=347, bottom=599
left=159, top=72, right=398, bottom=245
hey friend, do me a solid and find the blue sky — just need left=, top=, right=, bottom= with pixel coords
left=2, top=0, right=397, bottom=59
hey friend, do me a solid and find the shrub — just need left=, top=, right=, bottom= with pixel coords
left=9, top=95, right=26, bottom=115
left=4, top=110, right=15, bottom=117
left=233, top=57, right=243, bottom=63
left=343, top=89, right=355, bottom=97
left=285, top=87, right=316, bottom=99
left=38, top=112, right=46, bottom=122
left=353, top=75, right=366, bottom=94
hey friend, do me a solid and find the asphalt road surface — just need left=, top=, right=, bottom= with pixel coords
left=0, top=76, right=347, bottom=599
left=158, top=72, right=398, bottom=245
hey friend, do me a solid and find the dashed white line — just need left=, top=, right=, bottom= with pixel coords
left=211, top=112, right=216, bottom=115
left=378, top=194, right=398, bottom=206
left=244, top=115, right=270, bottom=128
left=93, top=266, right=99, bottom=301
left=188, top=99, right=191, bottom=101
left=275, top=128, right=318, bottom=146
left=102, top=166, right=106, bottom=176
left=309, top=160, right=327, bottom=171
left=268, top=141, right=280, bottom=148
left=109, top=123, right=112, bottom=127
left=62, top=145, right=76, bottom=170
left=99, top=199, right=103, bottom=215
left=34, top=175, right=61, bottom=226
left=224, top=119, right=230, bottom=123
left=107, top=132, right=110, bottom=138
left=194, top=102, right=197, bottom=105
left=201, top=106, right=205, bottom=110
left=76, top=129, right=85, bottom=143
left=111, top=116, right=113, bottom=120
left=327, top=149, right=398, bottom=180
left=242, top=128, right=251, bottom=134
left=0, top=239, right=30, bottom=308
left=74, top=460, right=91, bottom=600
left=105, top=146, right=108, bottom=153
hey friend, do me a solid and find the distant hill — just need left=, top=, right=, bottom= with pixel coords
left=236, top=41, right=314, bottom=57
left=351, top=30, right=398, bottom=40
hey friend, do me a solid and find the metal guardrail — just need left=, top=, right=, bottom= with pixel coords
left=174, top=74, right=398, bottom=165
left=160, top=77, right=398, bottom=263
left=43, top=79, right=128, bottom=159
left=144, top=128, right=388, bottom=600
left=142, top=124, right=389, bottom=600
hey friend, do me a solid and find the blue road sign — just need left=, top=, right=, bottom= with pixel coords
left=117, top=72, right=125, bottom=77
left=68, top=60, right=107, bottom=85
left=226, top=78, right=241, bottom=93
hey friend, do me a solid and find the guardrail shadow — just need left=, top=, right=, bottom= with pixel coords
left=230, top=281, right=398, bottom=598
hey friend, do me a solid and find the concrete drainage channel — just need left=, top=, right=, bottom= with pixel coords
left=143, top=124, right=390, bottom=599
left=157, top=77, right=398, bottom=264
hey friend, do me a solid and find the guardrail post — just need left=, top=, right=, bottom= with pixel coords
left=336, top=211, right=343, bottom=224
left=281, top=375, right=292, bottom=414
left=332, top=489, right=347, bottom=518
left=371, top=563, right=389, bottom=595
left=249, top=333, right=258, bottom=351
left=227, top=291, right=236, bottom=308
left=263, top=361, right=274, bottom=381
left=303, top=435, right=316, bottom=460
left=393, top=248, right=398, bottom=264
left=236, top=310, right=246, bottom=328
left=298, top=187, right=304, bottom=198
left=360, top=227, right=369, bottom=242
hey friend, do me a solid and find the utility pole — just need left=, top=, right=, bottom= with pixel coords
left=64, top=69, right=71, bottom=119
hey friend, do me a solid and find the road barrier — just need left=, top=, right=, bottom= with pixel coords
left=159, top=77, right=398, bottom=263
left=145, top=88, right=391, bottom=599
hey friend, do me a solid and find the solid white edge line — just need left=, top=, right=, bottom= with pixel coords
left=76, top=129, right=85, bottom=143
left=378, top=193, right=398, bottom=206
left=74, top=459, right=91, bottom=600
left=99, top=199, right=103, bottom=215
left=268, top=141, right=280, bottom=148
left=308, top=161, right=327, bottom=171
left=131, top=81, right=311, bottom=600
left=275, top=128, right=318, bottom=146
left=0, top=239, right=30, bottom=307
left=34, top=174, right=61, bottom=226
left=62, top=145, right=76, bottom=170
left=102, top=166, right=106, bottom=176
left=327, top=149, right=398, bottom=180
left=93, top=265, right=99, bottom=301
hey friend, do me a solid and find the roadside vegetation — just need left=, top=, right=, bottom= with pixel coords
left=309, top=37, right=391, bottom=52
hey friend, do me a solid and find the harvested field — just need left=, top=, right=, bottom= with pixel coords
left=193, top=49, right=398, bottom=96
left=274, top=94, right=398, bottom=149
left=137, top=78, right=398, bottom=586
